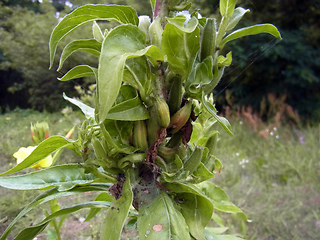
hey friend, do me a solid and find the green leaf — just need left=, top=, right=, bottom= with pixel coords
left=202, top=93, right=233, bottom=136
left=162, top=21, right=200, bottom=80
left=150, top=0, right=156, bottom=11
left=149, top=17, right=162, bottom=48
left=217, top=52, right=232, bottom=67
left=220, top=24, right=282, bottom=49
left=101, top=172, right=133, bottom=240
left=226, top=7, right=250, bottom=31
left=58, top=39, right=101, bottom=71
left=0, top=136, right=76, bottom=176
left=124, top=57, right=153, bottom=98
left=166, top=16, right=199, bottom=33
left=198, top=181, right=246, bottom=219
left=98, top=24, right=163, bottom=123
left=58, top=65, right=97, bottom=82
left=138, top=192, right=191, bottom=240
left=178, top=193, right=213, bottom=240
left=0, top=164, right=96, bottom=191
left=185, top=56, right=213, bottom=98
left=220, top=0, right=237, bottom=17
left=63, top=93, right=94, bottom=119
left=92, top=21, right=104, bottom=43
left=13, top=201, right=112, bottom=240
left=0, top=184, right=111, bottom=240
left=191, top=162, right=215, bottom=183
left=49, top=4, right=139, bottom=67
left=85, top=192, right=114, bottom=222
left=106, top=96, right=149, bottom=121
left=163, top=182, right=213, bottom=239
left=164, top=182, right=206, bottom=196
left=100, top=122, right=135, bottom=156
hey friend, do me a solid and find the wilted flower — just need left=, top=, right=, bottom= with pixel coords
left=13, top=146, right=53, bottom=169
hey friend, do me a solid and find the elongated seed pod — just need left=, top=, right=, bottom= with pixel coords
left=168, top=76, right=183, bottom=115
left=169, top=101, right=192, bottom=134
left=133, top=120, right=148, bottom=151
left=177, top=144, right=187, bottom=160
left=155, top=97, right=171, bottom=128
left=184, top=147, right=203, bottom=173
left=200, top=18, right=217, bottom=61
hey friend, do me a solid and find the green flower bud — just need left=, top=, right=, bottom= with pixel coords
left=169, top=101, right=192, bottom=133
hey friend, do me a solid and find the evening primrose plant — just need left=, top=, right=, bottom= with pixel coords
left=0, top=0, right=281, bottom=239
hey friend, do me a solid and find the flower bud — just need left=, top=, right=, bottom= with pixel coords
left=155, top=97, right=171, bottom=128
left=169, top=101, right=192, bottom=133
left=133, top=120, right=148, bottom=151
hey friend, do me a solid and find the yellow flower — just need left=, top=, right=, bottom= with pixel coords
left=13, top=146, right=53, bottom=169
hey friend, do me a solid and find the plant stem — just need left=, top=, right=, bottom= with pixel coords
left=153, top=0, right=168, bottom=28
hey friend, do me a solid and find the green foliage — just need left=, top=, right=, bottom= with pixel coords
left=224, top=29, right=320, bottom=122
left=0, top=1, right=281, bottom=239
left=213, top=0, right=320, bottom=123
left=0, top=1, right=96, bottom=112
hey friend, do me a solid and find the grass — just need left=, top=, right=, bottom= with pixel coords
left=0, top=109, right=319, bottom=239
left=213, top=120, right=320, bottom=239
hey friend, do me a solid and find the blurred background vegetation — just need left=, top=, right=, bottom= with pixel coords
left=0, top=0, right=319, bottom=123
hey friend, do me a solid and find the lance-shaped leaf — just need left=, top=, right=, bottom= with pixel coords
left=178, top=193, right=213, bottom=240
left=162, top=18, right=200, bottom=80
left=85, top=192, right=114, bottom=222
left=202, top=92, right=233, bottom=136
left=58, top=65, right=97, bottom=82
left=220, top=24, right=282, bottom=49
left=63, top=89, right=148, bottom=121
left=12, top=201, right=112, bottom=240
left=0, top=164, right=95, bottom=191
left=226, top=7, right=250, bottom=31
left=106, top=96, right=149, bottom=121
left=163, top=182, right=213, bottom=240
left=138, top=192, right=191, bottom=240
left=101, top=172, right=133, bottom=240
left=150, top=0, right=156, bottom=11
left=0, top=136, right=76, bottom=176
left=98, top=24, right=163, bottom=123
left=220, top=0, right=237, bottom=17
left=0, top=184, right=111, bottom=240
left=63, top=93, right=95, bottom=119
left=92, top=21, right=104, bottom=43
left=49, top=4, right=139, bottom=67
left=58, top=39, right=101, bottom=71
left=198, top=181, right=247, bottom=220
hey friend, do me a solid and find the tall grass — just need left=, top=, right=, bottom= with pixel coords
left=0, top=110, right=319, bottom=239
left=214, top=120, right=320, bottom=239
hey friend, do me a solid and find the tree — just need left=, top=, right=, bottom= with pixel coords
left=0, top=0, right=96, bottom=112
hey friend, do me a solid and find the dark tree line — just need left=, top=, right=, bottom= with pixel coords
left=0, top=0, right=319, bottom=122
